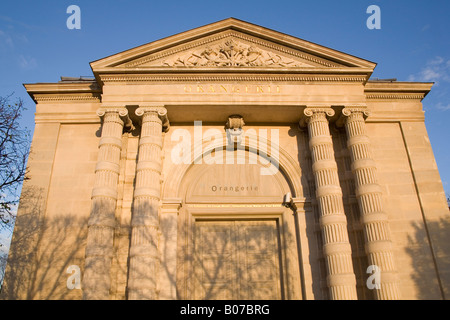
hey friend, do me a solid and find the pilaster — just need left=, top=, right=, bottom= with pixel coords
left=159, top=198, right=182, bottom=300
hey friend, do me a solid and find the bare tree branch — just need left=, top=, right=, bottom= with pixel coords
left=0, top=94, right=31, bottom=230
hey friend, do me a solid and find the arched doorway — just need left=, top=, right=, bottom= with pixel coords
left=173, top=144, right=304, bottom=300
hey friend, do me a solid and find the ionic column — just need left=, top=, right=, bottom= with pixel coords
left=83, top=107, right=130, bottom=300
left=300, top=107, right=357, bottom=300
left=127, top=106, right=169, bottom=300
left=340, top=107, right=400, bottom=300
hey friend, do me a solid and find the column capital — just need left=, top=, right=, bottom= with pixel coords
left=336, top=105, right=371, bottom=127
left=96, top=106, right=133, bottom=130
left=96, top=106, right=128, bottom=117
left=135, top=105, right=170, bottom=132
left=135, top=105, right=167, bottom=116
left=299, top=106, right=335, bottom=127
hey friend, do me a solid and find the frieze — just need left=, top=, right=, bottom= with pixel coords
left=365, top=93, right=426, bottom=100
left=33, top=94, right=101, bottom=102
left=183, top=84, right=281, bottom=94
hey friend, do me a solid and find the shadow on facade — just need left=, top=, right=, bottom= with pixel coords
left=165, top=139, right=306, bottom=300
left=289, top=124, right=374, bottom=300
left=0, top=185, right=88, bottom=300
left=406, top=217, right=450, bottom=300
left=175, top=219, right=288, bottom=300
left=289, top=124, right=329, bottom=299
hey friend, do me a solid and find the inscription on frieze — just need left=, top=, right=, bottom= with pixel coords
left=183, top=84, right=281, bottom=94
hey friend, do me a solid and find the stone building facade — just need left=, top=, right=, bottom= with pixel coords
left=1, top=18, right=449, bottom=300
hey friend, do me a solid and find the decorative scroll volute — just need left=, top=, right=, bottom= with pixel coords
left=341, top=106, right=371, bottom=118
left=96, top=107, right=133, bottom=130
left=336, top=106, right=371, bottom=127
left=299, top=106, right=335, bottom=127
left=135, top=106, right=170, bottom=132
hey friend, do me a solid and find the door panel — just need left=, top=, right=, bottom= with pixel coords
left=194, top=220, right=282, bottom=300
left=194, top=222, right=237, bottom=299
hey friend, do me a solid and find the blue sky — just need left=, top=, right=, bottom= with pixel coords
left=0, top=0, right=449, bottom=197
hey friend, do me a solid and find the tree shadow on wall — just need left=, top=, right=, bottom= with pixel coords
left=405, top=217, right=450, bottom=300
left=127, top=203, right=286, bottom=300
left=0, top=185, right=88, bottom=300
left=124, top=199, right=299, bottom=300
left=175, top=220, right=287, bottom=300
left=289, top=124, right=330, bottom=300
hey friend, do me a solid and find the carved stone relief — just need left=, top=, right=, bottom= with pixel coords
left=161, top=39, right=308, bottom=67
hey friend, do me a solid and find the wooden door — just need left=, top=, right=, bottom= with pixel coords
left=193, top=220, right=282, bottom=300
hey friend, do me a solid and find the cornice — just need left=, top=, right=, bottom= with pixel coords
left=24, top=82, right=102, bottom=104
left=364, top=81, right=433, bottom=101
left=24, top=82, right=101, bottom=93
left=32, top=93, right=101, bottom=103
left=98, top=72, right=369, bottom=84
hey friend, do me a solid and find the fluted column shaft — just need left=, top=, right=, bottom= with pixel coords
left=302, top=107, right=357, bottom=300
left=83, top=108, right=128, bottom=300
left=127, top=106, right=168, bottom=300
left=342, top=107, right=400, bottom=300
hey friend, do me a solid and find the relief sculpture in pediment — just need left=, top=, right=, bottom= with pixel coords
left=162, top=39, right=306, bottom=67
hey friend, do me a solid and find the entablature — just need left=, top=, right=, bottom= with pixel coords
left=24, top=81, right=101, bottom=104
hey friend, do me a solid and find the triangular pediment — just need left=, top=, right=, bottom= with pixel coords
left=117, top=31, right=338, bottom=69
left=90, top=18, right=376, bottom=72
